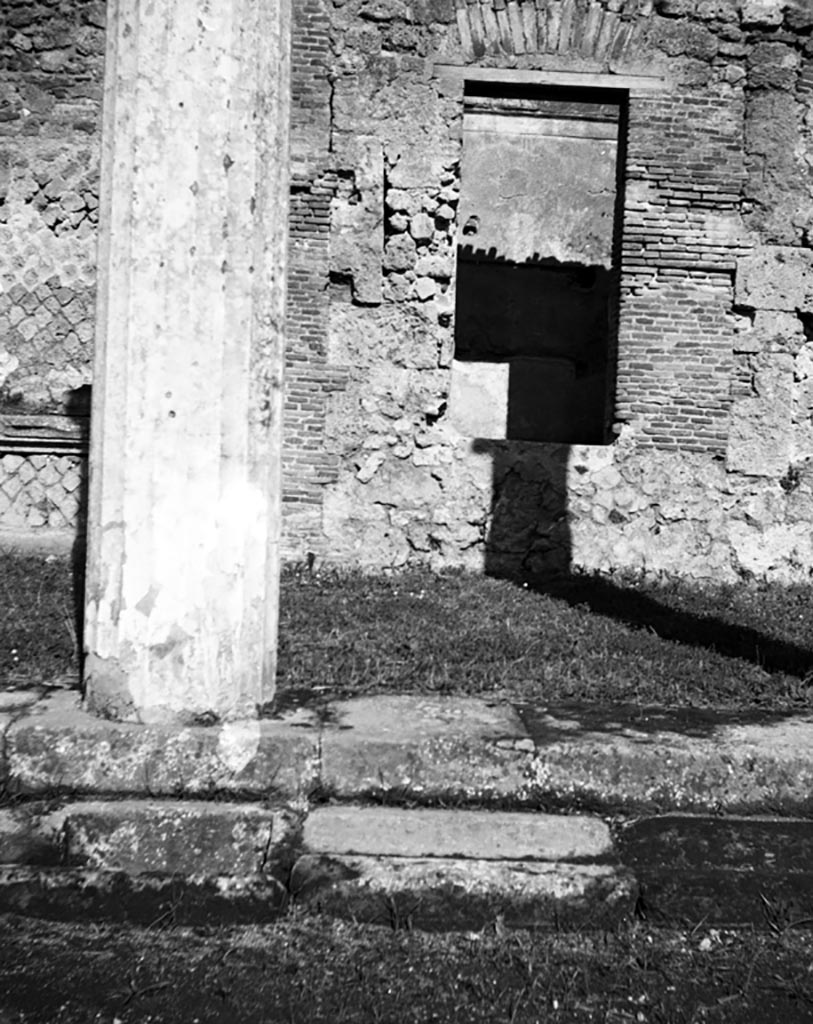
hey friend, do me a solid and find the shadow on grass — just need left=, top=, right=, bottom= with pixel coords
left=516, top=699, right=809, bottom=741
left=518, top=572, right=813, bottom=682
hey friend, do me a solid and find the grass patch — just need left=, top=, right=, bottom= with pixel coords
left=278, top=566, right=813, bottom=712
left=3, top=913, right=813, bottom=1022
left=4, top=549, right=813, bottom=712
left=0, top=550, right=80, bottom=688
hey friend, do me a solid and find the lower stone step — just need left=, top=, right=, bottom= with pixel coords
left=7, top=802, right=813, bottom=932
left=0, top=865, right=287, bottom=926
left=0, top=801, right=632, bottom=930
left=290, top=854, right=634, bottom=931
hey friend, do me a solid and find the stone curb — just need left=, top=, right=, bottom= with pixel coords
left=3, top=793, right=813, bottom=930
left=0, top=865, right=288, bottom=926
left=290, top=855, right=635, bottom=931
left=0, top=801, right=616, bottom=871
left=6, top=692, right=813, bottom=814
left=0, top=800, right=631, bottom=930
left=3, top=691, right=321, bottom=800
left=4, top=692, right=813, bottom=929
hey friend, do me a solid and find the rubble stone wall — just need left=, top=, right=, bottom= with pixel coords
left=5, top=0, right=813, bottom=585
left=0, top=0, right=102, bottom=415
left=292, top=0, right=813, bottom=583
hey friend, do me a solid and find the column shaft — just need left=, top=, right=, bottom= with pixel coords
left=84, top=0, right=291, bottom=723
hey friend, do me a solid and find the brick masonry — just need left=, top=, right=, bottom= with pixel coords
left=4, top=0, right=813, bottom=582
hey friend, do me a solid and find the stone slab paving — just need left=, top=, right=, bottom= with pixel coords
left=4, top=691, right=320, bottom=799
left=50, top=800, right=300, bottom=877
left=303, top=806, right=613, bottom=861
left=4, top=692, right=813, bottom=929
left=319, top=695, right=534, bottom=803
left=518, top=704, right=813, bottom=814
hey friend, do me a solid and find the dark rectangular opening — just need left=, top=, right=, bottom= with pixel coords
left=452, top=82, right=628, bottom=445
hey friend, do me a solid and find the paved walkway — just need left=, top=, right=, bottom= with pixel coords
left=2, top=689, right=813, bottom=930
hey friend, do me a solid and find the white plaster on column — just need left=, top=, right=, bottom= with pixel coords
left=84, top=0, right=291, bottom=724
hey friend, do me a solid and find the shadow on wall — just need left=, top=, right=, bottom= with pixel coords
left=65, top=383, right=90, bottom=685
left=472, top=439, right=572, bottom=579
left=473, top=436, right=813, bottom=683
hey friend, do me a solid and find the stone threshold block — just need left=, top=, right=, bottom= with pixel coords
left=303, top=806, right=614, bottom=862
left=0, top=799, right=300, bottom=879
left=5, top=691, right=320, bottom=799
left=319, top=695, right=536, bottom=803
left=291, top=855, right=635, bottom=932
left=0, top=865, right=288, bottom=927
left=293, top=803, right=629, bottom=932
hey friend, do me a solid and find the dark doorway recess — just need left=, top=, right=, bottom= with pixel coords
left=453, top=82, right=628, bottom=446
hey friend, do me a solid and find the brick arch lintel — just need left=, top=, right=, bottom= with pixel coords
left=454, top=0, right=657, bottom=68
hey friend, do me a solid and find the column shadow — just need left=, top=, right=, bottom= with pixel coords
left=64, top=383, right=90, bottom=688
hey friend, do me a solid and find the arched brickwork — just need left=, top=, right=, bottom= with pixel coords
left=454, top=0, right=653, bottom=65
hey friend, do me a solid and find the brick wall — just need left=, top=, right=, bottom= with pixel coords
left=283, top=0, right=346, bottom=556
left=615, top=88, right=750, bottom=451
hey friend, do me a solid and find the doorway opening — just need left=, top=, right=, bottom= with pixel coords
left=451, top=82, right=627, bottom=445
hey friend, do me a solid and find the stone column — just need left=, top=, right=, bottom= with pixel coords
left=83, top=0, right=291, bottom=723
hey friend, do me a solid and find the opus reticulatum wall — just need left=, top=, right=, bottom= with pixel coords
left=4, top=0, right=813, bottom=583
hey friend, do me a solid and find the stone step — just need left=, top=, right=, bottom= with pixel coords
left=290, top=855, right=634, bottom=931
left=302, top=805, right=614, bottom=861
left=291, top=805, right=633, bottom=929
left=0, top=800, right=633, bottom=930
left=4, top=800, right=813, bottom=930
left=9, top=692, right=813, bottom=816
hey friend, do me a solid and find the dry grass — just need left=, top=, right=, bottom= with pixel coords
left=2, top=912, right=813, bottom=1023
left=4, top=550, right=813, bottom=712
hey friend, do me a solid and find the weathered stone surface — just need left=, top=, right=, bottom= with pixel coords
left=304, top=806, right=613, bottom=861
left=330, top=137, right=383, bottom=304
left=519, top=704, right=813, bottom=815
left=320, top=696, right=534, bottom=803
left=744, top=91, right=808, bottom=245
left=747, top=42, right=799, bottom=91
left=0, top=865, right=288, bottom=925
left=734, top=310, right=806, bottom=355
left=0, top=691, right=40, bottom=713
left=726, top=352, right=793, bottom=476
left=50, top=801, right=299, bottom=877
left=449, top=360, right=508, bottom=437
left=83, top=0, right=291, bottom=723
left=291, top=854, right=634, bottom=930
left=409, top=212, right=434, bottom=244
left=740, top=0, right=784, bottom=26
left=382, top=232, right=417, bottom=272
left=736, top=247, right=813, bottom=311
left=0, top=805, right=58, bottom=865
left=7, top=692, right=319, bottom=799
